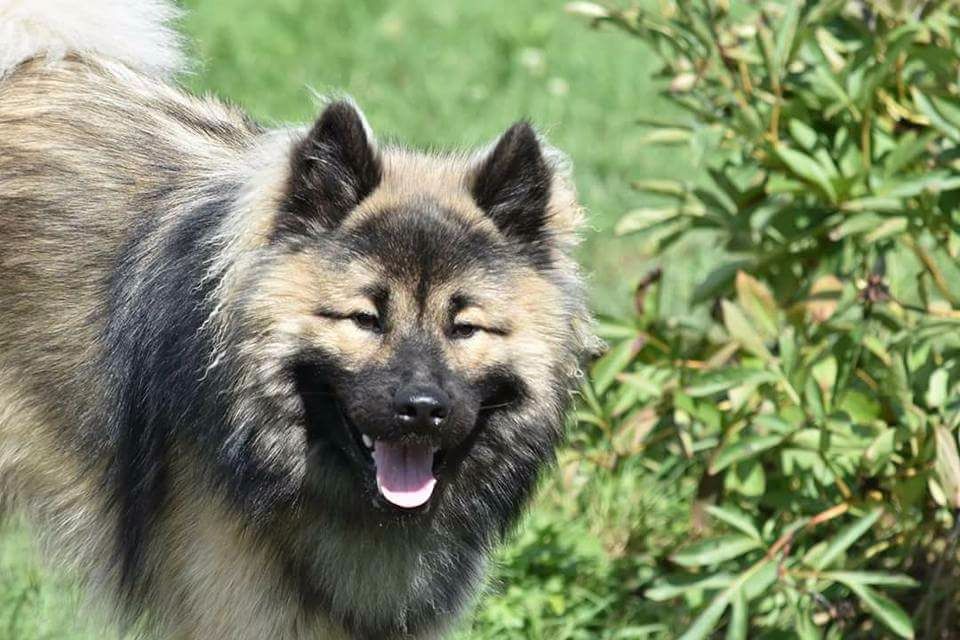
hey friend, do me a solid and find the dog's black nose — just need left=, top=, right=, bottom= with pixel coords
left=394, top=385, right=450, bottom=430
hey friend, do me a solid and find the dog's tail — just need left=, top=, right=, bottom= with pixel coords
left=0, top=0, right=184, bottom=79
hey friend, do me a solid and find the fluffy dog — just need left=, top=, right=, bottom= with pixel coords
left=0, top=2, right=591, bottom=638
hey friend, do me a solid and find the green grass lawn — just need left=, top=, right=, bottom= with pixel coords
left=0, top=1, right=708, bottom=638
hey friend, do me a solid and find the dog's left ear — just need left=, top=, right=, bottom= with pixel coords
left=280, top=100, right=381, bottom=233
left=471, top=122, right=552, bottom=246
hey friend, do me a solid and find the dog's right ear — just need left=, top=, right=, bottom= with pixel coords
left=279, top=101, right=381, bottom=234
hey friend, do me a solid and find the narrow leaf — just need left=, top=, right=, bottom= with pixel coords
left=677, top=591, right=730, bottom=640
left=679, top=560, right=775, bottom=640
left=631, top=179, right=688, bottom=197
left=912, top=88, right=960, bottom=142
left=823, top=571, right=918, bottom=588
left=789, top=119, right=818, bottom=150
left=711, top=435, right=784, bottom=474
left=671, top=535, right=762, bottom=568
left=934, top=424, right=960, bottom=508
left=706, top=504, right=762, bottom=541
left=863, top=216, right=908, bottom=243
left=725, top=588, right=747, bottom=640
left=773, top=145, right=838, bottom=202
left=927, top=369, right=950, bottom=409
left=735, top=271, right=780, bottom=339
left=811, top=509, right=882, bottom=570
left=685, top=368, right=779, bottom=397
left=638, top=128, right=695, bottom=145
left=646, top=573, right=735, bottom=601
left=843, top=581, right=915, bottom=639
left=615, top=207, right=680, bottom=236
left=774, top=1, right=801, bottom=75
left=591, top=338, right=641, bottom=395
left=721, top=300, right=773, bottom=362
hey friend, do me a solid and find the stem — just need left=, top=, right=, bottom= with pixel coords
left=905, top=236, right=960, bottom=307
left=770, top=80, right=782, bottom=143
left=861, top=108, right=872, bottom=172
left=765, top=502, right=851, bottom=561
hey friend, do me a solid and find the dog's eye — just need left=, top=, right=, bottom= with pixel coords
left=450, top=323, right=480, bottom=340
left=351, top=312, right=382, bottom=333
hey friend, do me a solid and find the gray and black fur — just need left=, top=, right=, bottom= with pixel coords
left=0, top=3, right=591, bottom=639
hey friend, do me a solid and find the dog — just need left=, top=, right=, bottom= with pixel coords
left=0, top=1, right=591, bottom=638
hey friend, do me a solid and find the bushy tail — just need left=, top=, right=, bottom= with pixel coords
left=0, top=0, right=184, bottom=79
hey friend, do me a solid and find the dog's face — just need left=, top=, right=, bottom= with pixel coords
left=239, top=102, right=587, bottom=522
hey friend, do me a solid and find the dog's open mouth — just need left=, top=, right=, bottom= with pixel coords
left=370, top=440, right=438, bottom=509
left=339, top=408, right=448, bottom=511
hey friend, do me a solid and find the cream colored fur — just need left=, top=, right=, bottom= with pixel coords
left=0, top=0, right=183, bottom=79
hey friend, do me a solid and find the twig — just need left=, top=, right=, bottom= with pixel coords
left=766, top=502, right=851, bottom=561
left=905, top=236, right=960, bottom=307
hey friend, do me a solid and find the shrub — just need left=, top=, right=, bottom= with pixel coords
left=569, top=1, right=960, bottom=638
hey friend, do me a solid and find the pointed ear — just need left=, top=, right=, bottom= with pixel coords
left=471, top=122, right=552, bottom=245
left=280, top=101, right=381, bottom=233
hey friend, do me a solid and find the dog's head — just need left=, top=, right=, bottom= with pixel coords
left=229, top=101, right=589, bottom=526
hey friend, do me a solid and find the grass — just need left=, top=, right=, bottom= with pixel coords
left=0, top=1, right=710, bottom=637
left=180, top=0, right=704, bottom=315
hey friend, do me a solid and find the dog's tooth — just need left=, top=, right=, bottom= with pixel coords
left=362, top=435, right=374, bottom=449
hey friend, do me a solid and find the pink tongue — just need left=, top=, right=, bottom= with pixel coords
left=372, top=441, right=437, bottom=509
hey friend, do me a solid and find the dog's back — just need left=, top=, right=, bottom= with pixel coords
left=0, top=3, right=299, bottom=637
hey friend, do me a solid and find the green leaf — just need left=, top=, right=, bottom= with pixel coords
left=811, top=509, right=882, bottom=570
left=740, top=559, right=777, bottom=599
left=796, top=610, right=822, bottom=640
left=878, top=171, right=960, bottom=198
left=840, top=196, right=903, bottom=212
left=735, top=271, right=780, bottom=339
left=934, top=424, right=960, bottom=508
left=705, top=505, right=762, bottom=542
left=927, top=368, right=950, bottom=409
left=631, top=178, right=688, bottom=197
left=721, top=300, right=773, bottom=362
left=678, top=560, right=775, bottom=640
left=773, top=145, right=838, bottom=202
left=829, top=212, right=886, bottom=240
left=615, top=207, right=680, bottom=236
left=789, top=118, right=818, bottom=150
left=926, top=94, right=960, bottom=133
left=725, top=588, right=747, bottom=640
left=685, top=368, right=779, bottom=397
left=692, top=260, right=752, bottom=304
left=774, top=1, right=801, bottom=75
left=883, top=131, right=936, bottom=177
left=863, top=216, right=908, bottom=243
left=822, top=571, right=918, bottom=588
left=912, top=88, right=960, bottom=142
left=591, top=338, right=641, bottom=395
left=616, top=371, right=664, bottom=398
left=725, top=460, right=766, bottom=497
left=677, top=590, right=730, bottom=640
left=638, top=127, right=695, bottom=145
left=595, top=317, right=641, bottom=340
left=671, top=535, right=762, bottom=568
left=646, top=573, right=735, bottom=601
left=842, top=581, right=915, bottom=639
left=711, top=435, right=784, bottom=474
